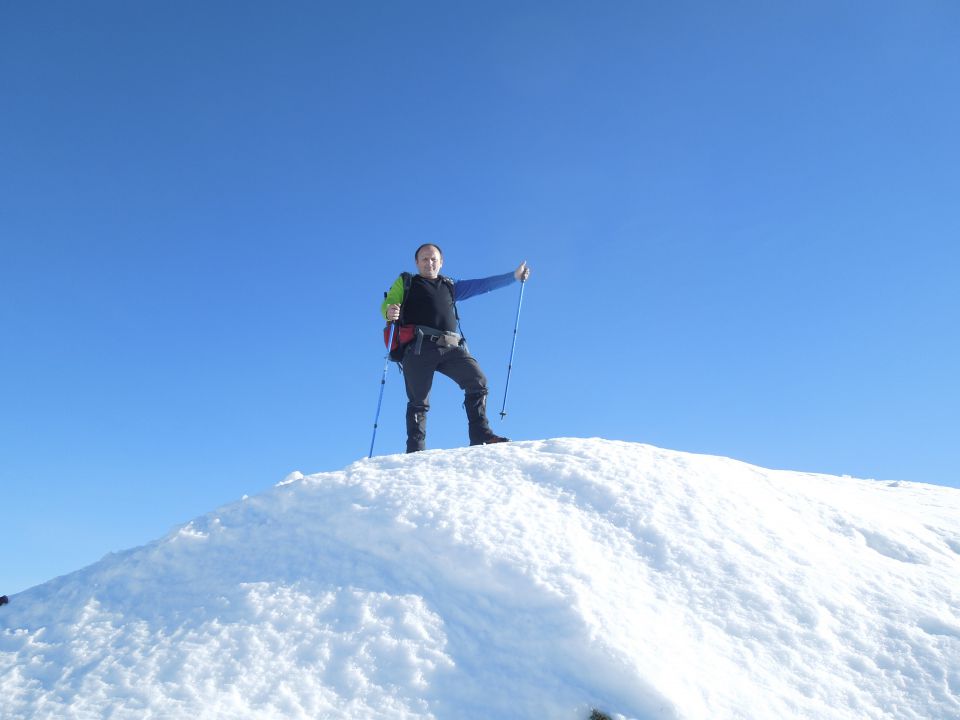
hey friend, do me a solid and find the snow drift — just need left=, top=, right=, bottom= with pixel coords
left=2, top=438, right=959, bottom=719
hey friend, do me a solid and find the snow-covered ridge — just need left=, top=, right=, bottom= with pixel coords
left=2, top=438, right=958, bottom=719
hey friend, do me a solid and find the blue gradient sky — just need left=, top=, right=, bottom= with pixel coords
left=3, top=2, right=958, bottom=595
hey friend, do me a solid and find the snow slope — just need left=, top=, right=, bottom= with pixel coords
left=2, top=438, right=958, bottom=719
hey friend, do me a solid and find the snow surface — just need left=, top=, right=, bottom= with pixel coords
left=2, top=438, right=959, bottom=720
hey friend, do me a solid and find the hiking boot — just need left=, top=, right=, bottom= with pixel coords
left=471, top=431, right=510, bottom=446
left=464, top=392, right=509, bottom=446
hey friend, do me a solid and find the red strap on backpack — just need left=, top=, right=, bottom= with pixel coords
left=384, top=324, right=416, bottom=361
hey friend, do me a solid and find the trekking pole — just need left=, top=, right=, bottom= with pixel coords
left=369, top=321, right=396, bottom=458
left=499, top=278, right=526, bottom=419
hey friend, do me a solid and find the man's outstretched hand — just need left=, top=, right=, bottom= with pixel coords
left=515, top=261, right=531, bottom=282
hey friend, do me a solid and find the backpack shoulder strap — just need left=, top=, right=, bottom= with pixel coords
left=398, top=272, right=413, bottom=324
left=438, top=274, right=456, bottom=296
left=439, top=275, right=461, bottom=323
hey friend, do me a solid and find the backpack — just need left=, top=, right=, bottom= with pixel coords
left=383, top=272, right=460, bottom=362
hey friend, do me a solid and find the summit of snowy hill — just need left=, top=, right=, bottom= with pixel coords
left=2, top=438, right=959, bottom=719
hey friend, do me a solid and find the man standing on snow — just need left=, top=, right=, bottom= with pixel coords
left=382, top=244, right=531, bottom=453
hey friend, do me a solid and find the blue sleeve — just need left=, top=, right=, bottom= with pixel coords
left=453, top=271, right=516, bottom=302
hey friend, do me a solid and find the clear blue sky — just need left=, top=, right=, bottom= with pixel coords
left=2, top=2, right=958, bottom=595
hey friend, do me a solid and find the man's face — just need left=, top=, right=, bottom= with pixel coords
left=416, top=246, right=443, bottom=279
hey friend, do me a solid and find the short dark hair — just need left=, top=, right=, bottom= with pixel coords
left=415, top=243, right=443, bottom=261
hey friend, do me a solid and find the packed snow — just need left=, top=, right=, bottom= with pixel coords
left=2, top=438, right=958, bottom=719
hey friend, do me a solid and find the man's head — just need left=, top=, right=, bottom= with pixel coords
left=415, top=243, right=443, bottom=279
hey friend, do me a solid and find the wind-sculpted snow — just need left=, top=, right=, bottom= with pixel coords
left=2, top=439, right=958, bottom=719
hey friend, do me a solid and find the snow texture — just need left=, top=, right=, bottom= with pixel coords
left=2, top=438, right=959, bottom=719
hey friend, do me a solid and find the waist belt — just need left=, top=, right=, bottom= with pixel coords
left=414, top=325, right=461, bottom=353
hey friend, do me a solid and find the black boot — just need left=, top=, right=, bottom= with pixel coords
left=406, top=405, right=427, bottom=453
left=464, top=392, right=509, bottom=446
